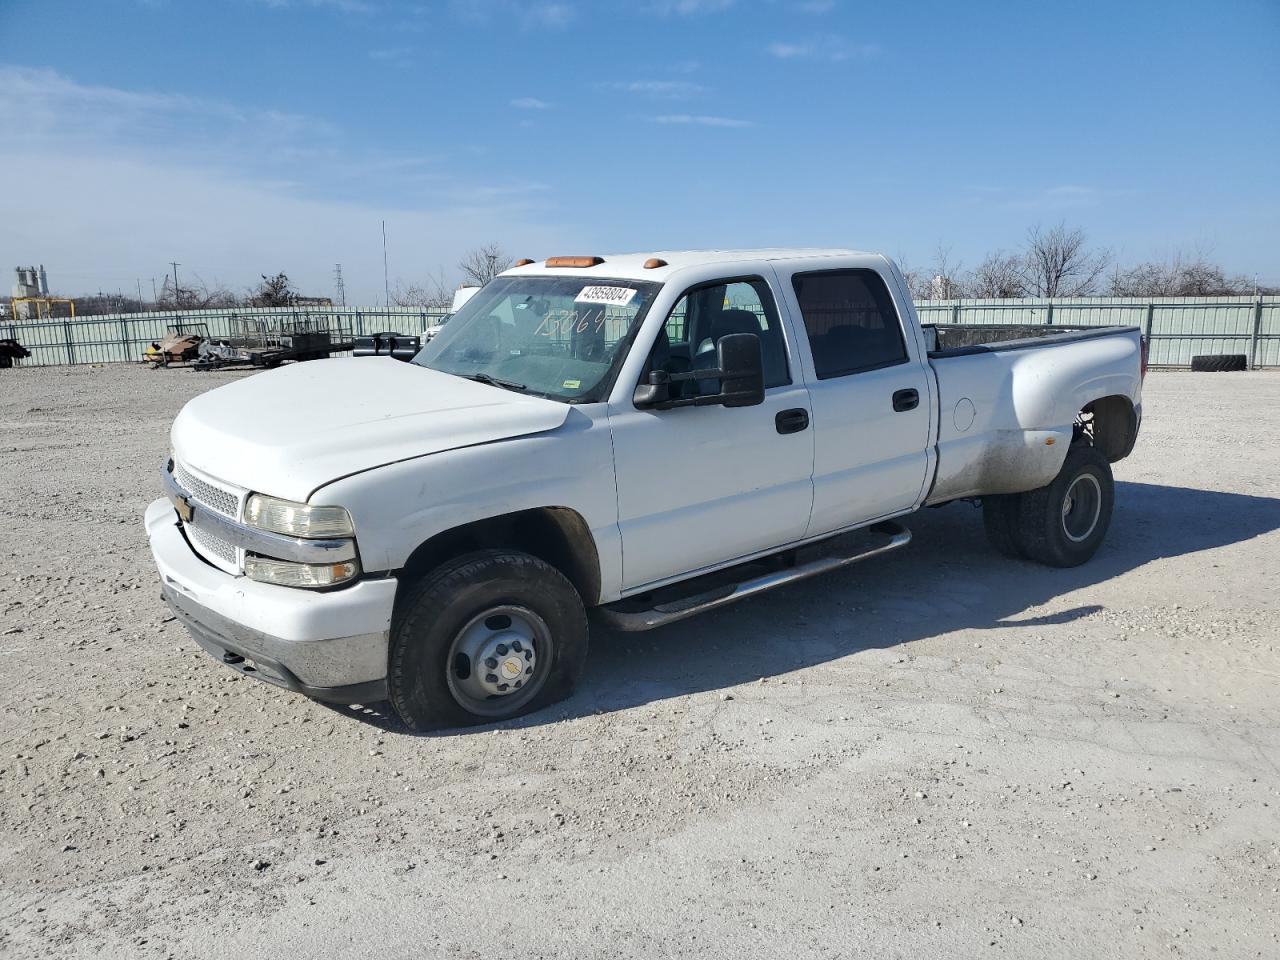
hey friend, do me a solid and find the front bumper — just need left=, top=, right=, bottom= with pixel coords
left=146, top=498, right=396, bottom=703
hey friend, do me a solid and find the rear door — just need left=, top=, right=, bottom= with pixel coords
left=774, top=261, right=932, bottom=537
left=608, top=272, right=815, bottom=590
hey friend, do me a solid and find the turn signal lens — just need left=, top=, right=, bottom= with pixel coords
left=545, top=256, right=604, bottom=268
left=244, top=555, right=359, bottom=589
left=244, top=494, right=354, bottom=538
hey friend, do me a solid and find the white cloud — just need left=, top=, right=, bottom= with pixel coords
left=252, top=0, right=378, bottom=13
left=963, top=184, right=1108, bottom=211
left=0, top=66, right=566, bottom=303
left=767, top=36, right=878, bottom=61
left=524, top=2, right=574, bottom=27
left=610, top=80, right=706, bottom=98
left=446, top=0, right=573, bottom=28
left=368, top=47, right=413, bottom=64
left=650, top=114, right=753, bottom=128
left=511, top=96, right=552, bottom=109
left=646, top=0, right=735, bottom=14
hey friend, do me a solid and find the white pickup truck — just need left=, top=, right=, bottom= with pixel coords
left=146, top=249, right=1145, bottom=729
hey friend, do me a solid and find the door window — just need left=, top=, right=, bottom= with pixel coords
left=792, top=269, right=908, bottom=378
left=645, top=277, right=790, bottom=393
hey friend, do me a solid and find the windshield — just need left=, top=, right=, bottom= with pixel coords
left=412, top=276, right=662, bottom=402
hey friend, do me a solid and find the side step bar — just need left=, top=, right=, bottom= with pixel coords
left=596, top=520, right=912, bottom=632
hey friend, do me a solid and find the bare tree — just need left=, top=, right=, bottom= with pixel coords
left=1019, top=223, right=1110, bottom=297
left=158, top=275, right=238, bottom=309
left=390, top=269, right=454, bottom=310
left=457, top=243, right=512, bottom=287
left=248, top=273, right=298, bottom=307
left=930, top=244, right=968, bottom=299
left=895, top=253, right=929, bottom=302
left=969, top=251, right=1026, bottom=299
left=1107, top=246, right=1259, bottom=297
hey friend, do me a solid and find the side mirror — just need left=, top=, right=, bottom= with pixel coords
left=634, top=332, right=765, bottom=410
left=714, top=332, right=765, bottom=408
left=633, top=369, right=670, bottom=408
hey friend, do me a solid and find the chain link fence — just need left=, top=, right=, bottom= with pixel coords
left=915, top=296, right=1279, bottom=369
left=2, top=306, right=450, bottom=367
left=3, top=297, right=1277, bottom=369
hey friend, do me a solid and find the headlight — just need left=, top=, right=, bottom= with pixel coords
left=244, top=555, right=360, bottom=589
left=244, top=494, right=354, bottom=539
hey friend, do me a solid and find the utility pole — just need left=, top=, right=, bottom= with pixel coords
left=136, top=278, right=143, bottom=313
left=169, top=262, right=181, bottom=305
left=151, top=277, right=158, bottom=303
left=381, top=221, right=390, bottom=307
left=333, top=263, right=346, bottom=308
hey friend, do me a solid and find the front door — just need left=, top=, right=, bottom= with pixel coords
left=609, top=275, right=815, bottom=591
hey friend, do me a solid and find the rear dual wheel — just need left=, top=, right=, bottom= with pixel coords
left=982, top=444, right=1114, bottom=567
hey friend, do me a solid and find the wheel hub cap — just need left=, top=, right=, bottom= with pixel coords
left=448, top=606, right=546, bottom=709
left=1061, top=473, right=1102, bottom=543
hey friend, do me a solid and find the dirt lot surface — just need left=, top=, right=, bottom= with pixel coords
left=1, top=364, right=1278, bottom=959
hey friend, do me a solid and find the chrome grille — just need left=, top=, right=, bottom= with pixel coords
left=188, top=522, right=238, bottom=567
left=173, top=460, right=239, bottom=518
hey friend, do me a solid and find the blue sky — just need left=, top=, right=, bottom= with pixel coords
left=1, top=0, right=1277, bottom=303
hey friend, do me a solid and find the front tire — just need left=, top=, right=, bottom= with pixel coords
left=388, top=550, right=589, bottom=731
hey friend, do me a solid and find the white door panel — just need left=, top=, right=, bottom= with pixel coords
left=610, top=384, right=815, bottom=589
left=805, top=365, right=932, bottom=535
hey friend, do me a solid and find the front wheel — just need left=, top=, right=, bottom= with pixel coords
left=388, top=550, right=588, bottom=731
left=1010, top=444, right=1115, bottom=567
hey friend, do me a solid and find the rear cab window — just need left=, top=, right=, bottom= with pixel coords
left=791, top=269, right=909, bottom=379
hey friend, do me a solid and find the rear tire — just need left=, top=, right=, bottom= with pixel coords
left=982, top=494, right=1024, bottom=558
left=1010, top=444, right=1114, bottom=567
left=1191, top=353, right=1247, bottom=372
left=388, top=550, right=588, bottom=731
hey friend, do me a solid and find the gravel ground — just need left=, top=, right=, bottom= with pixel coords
left=1, top=364, right=1278, bottom=959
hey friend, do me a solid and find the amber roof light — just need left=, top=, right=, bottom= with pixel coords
left=513, top=258, right=536, bottom=267
left=545, top=256, right=605, bottom=268
left=643, top=258, right=668, bottom=269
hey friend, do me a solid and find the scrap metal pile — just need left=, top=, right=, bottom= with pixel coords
left=0, top=338, right=31, bottom=369
left=144, top=316, right=350, bottom=371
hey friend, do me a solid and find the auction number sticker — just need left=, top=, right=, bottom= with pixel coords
left=575, top=286, right=637, bottom=307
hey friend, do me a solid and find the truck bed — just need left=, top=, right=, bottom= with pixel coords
left=923, top=323, right=1138, bottom=356
left=923, top=323, right=1144, bottom=505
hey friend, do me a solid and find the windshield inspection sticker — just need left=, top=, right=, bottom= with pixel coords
left=575, top=286, right=637, bottom=307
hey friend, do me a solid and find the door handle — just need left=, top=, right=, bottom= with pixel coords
left=892, top=388, right=919, bottom=413
left=775, top=408, right=810, bottom=434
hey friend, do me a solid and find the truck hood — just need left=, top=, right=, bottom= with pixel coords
left=171, top=357, right=572, bottom=502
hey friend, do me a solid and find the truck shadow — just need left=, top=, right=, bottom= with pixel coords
left=337, top=481, right=1279, bottom=735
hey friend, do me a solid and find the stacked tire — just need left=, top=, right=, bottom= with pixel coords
left=1190, top=354, right=1247, bottom=372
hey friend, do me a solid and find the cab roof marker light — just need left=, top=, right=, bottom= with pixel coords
left=643, top=258, right=668, bottom=269
left=545, top=256, right=604, bottom=268
left=514, top=258, right=536, bottom=267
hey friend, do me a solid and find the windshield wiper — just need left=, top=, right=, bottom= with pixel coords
left=462, top=372, right=528, bottom=393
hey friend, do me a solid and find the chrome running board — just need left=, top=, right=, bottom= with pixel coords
left=596, top=520, right=912, bottom=632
